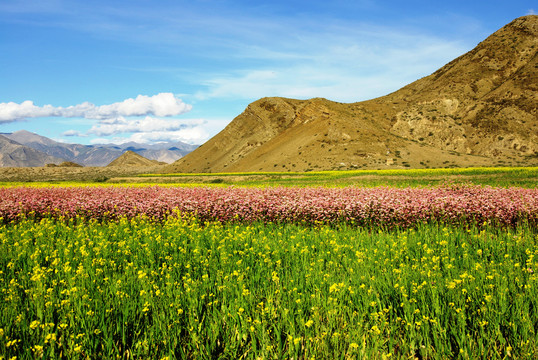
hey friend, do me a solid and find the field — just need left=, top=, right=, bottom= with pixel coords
left=1, top=167, right=537, bottom=359
left=2, top=166, right=537, bottom=187
left=123, top=167, right=538, bottom=188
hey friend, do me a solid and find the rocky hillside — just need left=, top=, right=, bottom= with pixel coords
left=4, top=130, right=197, bottom=166
left=165, top=15, right=538, bottom=173
left=0, top=135, right=65, bottom=167
left=107, top=151, right=164, bottom=167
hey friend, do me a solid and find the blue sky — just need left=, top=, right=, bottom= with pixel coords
left=0, top=0, right=535, bottom=145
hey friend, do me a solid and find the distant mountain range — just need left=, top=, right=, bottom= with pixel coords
left=0, top=130, right=198, bottom=167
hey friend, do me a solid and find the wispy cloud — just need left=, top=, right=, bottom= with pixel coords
left=65, top=118, right=209, bottom=145
left=195, top=27, right=467, bottom=102
left=87, top=116, right=204, bottom=137
left=62, top=129, right=85, bottom=137
left=127, top=128, right=209, bottom=144
left=527, top=9, right=537, bottom=15
left=0, top=0, right=491, bottom=145
left=0, top=93, right=191, bottom=123
left=89, top=127, right=209, bottom=145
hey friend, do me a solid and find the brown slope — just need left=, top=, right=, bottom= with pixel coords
left=165, top=15, right=538, bottom=173
left=387, top=15, right=538, bottom=157
left=0, top=135, right=66, bottom=167
left=107, top=150, right=164, bottom=167
left=58, top=161, right=83, bottom=167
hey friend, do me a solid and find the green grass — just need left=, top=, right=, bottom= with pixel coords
left=2, top=167, right=537, bottom=188
left=1, top=216, right=537, bottom=359
left=131, top=166, right=538, bottom=188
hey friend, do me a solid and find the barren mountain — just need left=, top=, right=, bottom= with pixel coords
left=5, top=130, right=124, bottom=166
left=107, top=151, right=164, bottom=167
left=46, top=161, right=84, bottom=167
left=104, top=141, right=198, bottom=164
left=165, top=15, right=538, bottom=173
left=5, top=130, right=197, bottom=166
left=0, top=135, right=65, bottom=167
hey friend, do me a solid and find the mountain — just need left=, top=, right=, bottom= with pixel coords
left=106, top=150, right=164, bottom=167
left=4, top=130, right=198, bottom=166
left=165, top=15, right=538, bottom=173
left=58, top=161, right=83, bottom=167
left=102, top=141, right=198, bottom=164
left=0, top=135, right=66, bottom=167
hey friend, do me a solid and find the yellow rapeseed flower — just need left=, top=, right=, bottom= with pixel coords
left=29, top=320, right=40, bottom=330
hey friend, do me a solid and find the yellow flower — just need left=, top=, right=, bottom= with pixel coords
left=6, top=339, right=21, bottom=348
left=142, top=302, right=150, bottom=313
left=45, top=333, right=57, bottom=343
left=305, top=319, right=314, bottom=328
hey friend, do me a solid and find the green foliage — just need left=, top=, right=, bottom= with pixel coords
left=1, top=217, right=537, bottom=359
left=133, top=167, right=538, bottom=188
left=2, top=166, right=537, bottom=188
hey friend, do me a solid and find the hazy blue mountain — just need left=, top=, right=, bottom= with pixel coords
left=0, top=134, right=66, bottom=167
left=3, top=130, right=198, bottom=166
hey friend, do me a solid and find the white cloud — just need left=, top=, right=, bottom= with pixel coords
left=62, top=129, right=84, bottom=137
left=0, top=93, right=191, bottom=123
left=527, top=9, right=537, bottom=15
left=0, top=101, right=57, bottom=122
left=166, top=14, right=472, bottom=105
left=87, top=116, right=205, bottom=136
left=89, top=127, right=209, bottom=145
left=193, top=26, right=468, bottom=103
left=1, top=2, right=487, bottom=145
left=74, top=115, right=210, bottom=145
left=127, top=128, right=209, bottom=144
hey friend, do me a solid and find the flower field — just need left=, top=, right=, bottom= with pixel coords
left=1, top=184, right=538, bottom=359
left=1, top=185, right=537, bottom=228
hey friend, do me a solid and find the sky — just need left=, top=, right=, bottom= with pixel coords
left=0, top=0, right=535, bottom=146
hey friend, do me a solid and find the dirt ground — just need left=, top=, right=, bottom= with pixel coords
left=0, top=165, right=164, bottom=182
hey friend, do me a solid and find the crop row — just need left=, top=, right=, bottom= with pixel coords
left=1, top=185, right=537, bottom=227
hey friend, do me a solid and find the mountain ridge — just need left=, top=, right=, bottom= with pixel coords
left=2, top=130, right=198, bottom=167
left=165, top=15, right=538, bottom=173
left=0, top=134, right=66, bottom=167
left=106, top=150, right=164, bottom=167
